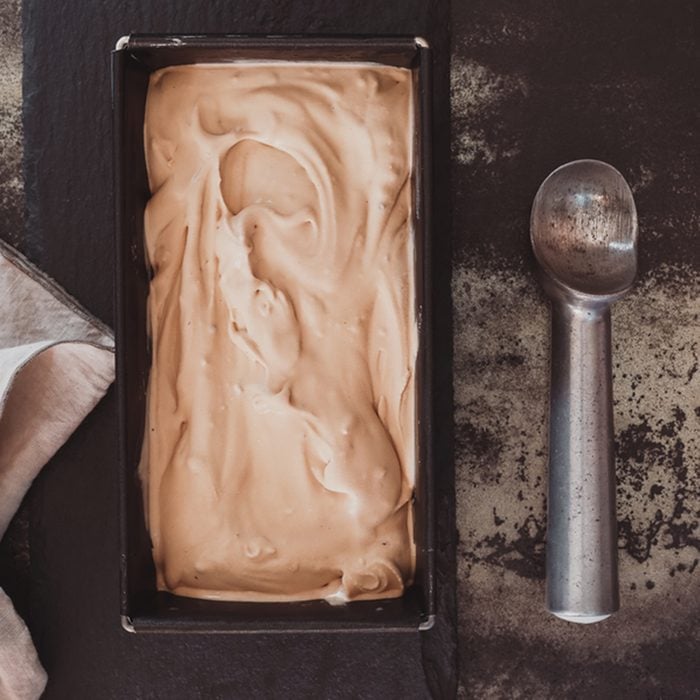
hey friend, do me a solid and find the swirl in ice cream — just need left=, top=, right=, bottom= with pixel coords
left=142, top=62, right=416, bottom=602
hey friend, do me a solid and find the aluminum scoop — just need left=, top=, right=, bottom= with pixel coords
left=531, top=159, right=638, bottom=623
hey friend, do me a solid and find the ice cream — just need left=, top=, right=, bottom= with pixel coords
left=141, top=62, right=417, bottom=602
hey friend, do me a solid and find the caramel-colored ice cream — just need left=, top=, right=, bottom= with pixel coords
left=142, top=62, right=416, bottom=602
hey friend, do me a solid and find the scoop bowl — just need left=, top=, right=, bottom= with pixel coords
left=531, top=159, right=637, bottom=298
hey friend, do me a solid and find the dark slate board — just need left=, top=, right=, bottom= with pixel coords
left=21, top=1, right=455, bottom=698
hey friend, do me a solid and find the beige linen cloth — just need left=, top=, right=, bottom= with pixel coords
left=0, top=240, right=115, bottom=699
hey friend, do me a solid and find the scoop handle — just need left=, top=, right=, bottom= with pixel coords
left=546, top=299, right=619, bottom=623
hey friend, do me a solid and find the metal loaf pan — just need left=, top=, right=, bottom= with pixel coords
left=113, top=34, right=434, bottom=633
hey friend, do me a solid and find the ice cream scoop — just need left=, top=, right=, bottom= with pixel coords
left=531, top=159, right=638, bottom=623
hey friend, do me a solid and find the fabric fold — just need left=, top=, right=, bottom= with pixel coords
left=0, top=241, right=115, bottom=699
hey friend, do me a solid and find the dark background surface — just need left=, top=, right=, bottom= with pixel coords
left=0, top=0, right=699, bottom=698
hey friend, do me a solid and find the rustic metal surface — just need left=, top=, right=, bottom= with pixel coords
left=452, top=1, right=699, bottom=697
